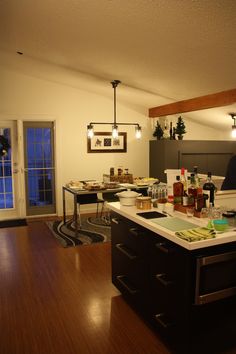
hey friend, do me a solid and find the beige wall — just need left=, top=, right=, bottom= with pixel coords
left=0, top=51, right=226, bottom=216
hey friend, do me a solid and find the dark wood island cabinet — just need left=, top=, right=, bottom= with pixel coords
left=111, top=210, right=236, bottom=353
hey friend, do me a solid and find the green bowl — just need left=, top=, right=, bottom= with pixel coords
left=212, top=219, right=229, bottom=232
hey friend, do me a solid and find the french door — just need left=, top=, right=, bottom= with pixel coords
left=0, top=121, right=23, bottom=220
left=23, top=121, right=56, bottom=216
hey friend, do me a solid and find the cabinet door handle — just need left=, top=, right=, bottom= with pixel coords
left=155, top=242, right=171, bottom=254
left=155, top=273, right=173, bottom=287
left=115, top=243, right=137, bottom=260
left=116, top=275, right=138, bottom=295
left=155, top=313, right=173, bottom=329
left=111, top=217, right=119, bottom=224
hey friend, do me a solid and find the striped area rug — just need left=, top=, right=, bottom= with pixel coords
left=46, top=216, right=111, bottom=247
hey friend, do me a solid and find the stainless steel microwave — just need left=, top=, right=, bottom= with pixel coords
left=195, top=251, right=236, bottom=305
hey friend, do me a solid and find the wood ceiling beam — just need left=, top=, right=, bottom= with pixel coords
left=149, top=88, right=236, bottom=118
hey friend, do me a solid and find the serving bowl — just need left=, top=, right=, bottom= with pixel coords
left=212, top=219, right=229, bottom=232
left=115, top=190, right=141, bottom=206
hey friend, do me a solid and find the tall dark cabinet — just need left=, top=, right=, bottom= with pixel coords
left=149, top=140, right=236, bottom=182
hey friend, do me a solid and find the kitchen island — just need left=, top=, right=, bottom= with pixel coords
left=108, top=202, right=236, bottom=353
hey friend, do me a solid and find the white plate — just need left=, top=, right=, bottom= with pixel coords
left=119, top=183, right=136, bottom=188
left=68, top=185, right=85, bottom=190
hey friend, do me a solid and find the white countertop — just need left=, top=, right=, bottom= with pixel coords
left=108, top=202, right=236, bottom=250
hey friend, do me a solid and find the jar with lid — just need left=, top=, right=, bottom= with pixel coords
left=110, top=167, right=114, bottom=176
left=118, top=167, right=123, bottom=176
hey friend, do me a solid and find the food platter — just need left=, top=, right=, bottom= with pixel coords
left=134, top=177, right=159, bottom=186
left=67, top=180, right=85, bottom=190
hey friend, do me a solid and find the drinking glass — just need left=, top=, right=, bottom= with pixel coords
left=186, top=207, right=194, bottom=217
left=200, top=207, right=209, bottom=218
left=211, top=207, right=222, bottom=220
left=156, top=185, right=167, bottom=211
left=148, top=185, right=157, bottom=204
left=157, top=185, right=168, bottom=204
left=206, top=206, right=222, bottom=228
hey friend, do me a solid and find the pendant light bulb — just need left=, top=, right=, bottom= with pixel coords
left=87, top=124, right=94, bottom=138
left=112, top=125, right=119, bottom=139
left=232, top=126, right=236, bottom=138
left=135, top=125, right=142, bottom=139
left=229, top=113, right=236, bottom=138
left=230, top=113, right=236, bottom=138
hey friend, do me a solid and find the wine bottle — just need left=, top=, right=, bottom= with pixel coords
left=203, top=172, right=216, bottom=207
left=169, top=122, right=173, bottom=140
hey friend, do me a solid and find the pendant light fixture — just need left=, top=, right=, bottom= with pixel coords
left=87, top=80, right=142, bottom=139
left=230, top=113, right=236, bottom=138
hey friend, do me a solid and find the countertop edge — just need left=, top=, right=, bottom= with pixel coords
left=107, top=202, right=236, bottom=250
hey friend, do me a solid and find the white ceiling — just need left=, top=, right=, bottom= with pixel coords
left=1, top=0, right=236, bottom=130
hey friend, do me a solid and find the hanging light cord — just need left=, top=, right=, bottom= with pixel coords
left=111, top=80, right=121, bottom=127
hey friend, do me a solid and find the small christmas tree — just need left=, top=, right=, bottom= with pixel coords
left=175, top=116, right=186, bottom=140
left=153, top=121, right=164, bottom=140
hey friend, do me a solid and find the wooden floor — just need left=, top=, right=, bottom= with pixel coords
left=0, top=219, right=172, bottom=354
left=1, top=219, right=236, bottom=354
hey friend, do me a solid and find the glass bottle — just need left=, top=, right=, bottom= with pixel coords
left=180, top=168, right=189, bottom=206
left=195, top=187, right=205, bottom=211
left=180, top=167, right=187, bottom=193
left=173, top=176, right=183, bottom=205
left=203, top=172, right=216, bottom=207
left=193, top=166, right=200, bottom=188
left=169, top=122, right=173, bottom=140
left=188, top=173, right=198, bottom=206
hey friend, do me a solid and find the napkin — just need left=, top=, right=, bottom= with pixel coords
left=175, top=227, right=216, bottom=242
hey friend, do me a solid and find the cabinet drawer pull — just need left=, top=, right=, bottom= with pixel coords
left=155, top=242, right=171, bottom=254
left=129, top=227, right=140, bottom=236
left=116, top=275, right=138, bottom=295
left=111, top=217, right=119, bottom=224
left=155, top=273, right=173, bottom=287
left=155, top=313, right=173, bottom=328
left=115, top=243, right=137, bottom=260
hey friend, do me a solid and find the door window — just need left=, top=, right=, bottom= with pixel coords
left=24, top=122, right=56, bottom=216
left=0, top=128, right=13, bottom=209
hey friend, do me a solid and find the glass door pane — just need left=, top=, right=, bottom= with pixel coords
left=0, top=128, right=13, bottom=209
left=24, top=122, right=56, bottom=216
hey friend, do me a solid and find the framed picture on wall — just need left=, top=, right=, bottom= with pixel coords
left=87, top=132, right=127, bottom=153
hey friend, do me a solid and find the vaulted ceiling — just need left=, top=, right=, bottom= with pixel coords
left=1, top=0, right=236, bottom=130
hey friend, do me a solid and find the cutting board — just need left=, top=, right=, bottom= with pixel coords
left=151, top=217, right=199, bottom=232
